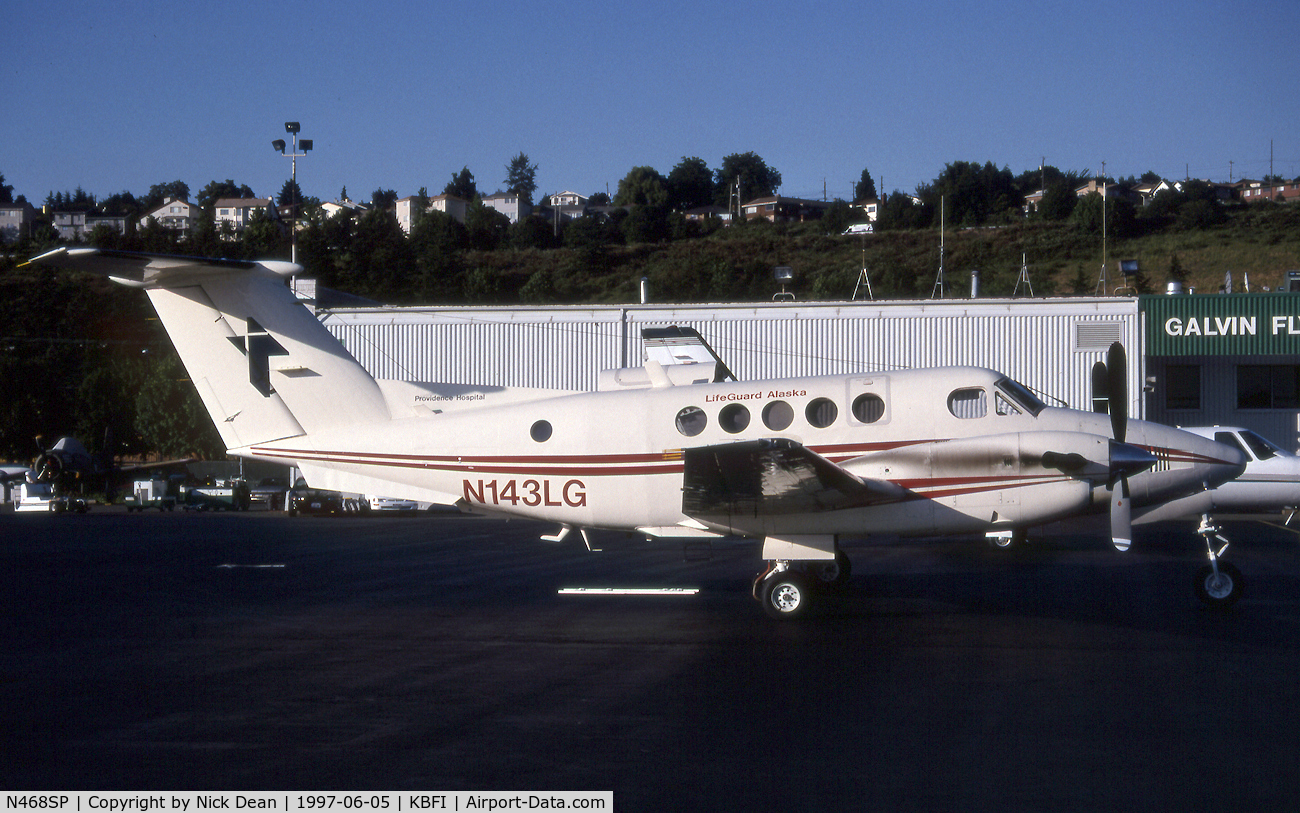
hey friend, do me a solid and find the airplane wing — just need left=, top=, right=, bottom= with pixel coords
left=682, top=438, right=908, bottom=522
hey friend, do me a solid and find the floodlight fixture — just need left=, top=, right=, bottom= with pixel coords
left=272, top=120, right=311, bottom=265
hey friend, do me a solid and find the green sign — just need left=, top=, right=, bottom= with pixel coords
left=1142, top=294, right=1300, bottom=356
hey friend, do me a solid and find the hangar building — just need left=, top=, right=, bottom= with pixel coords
left=1143, top=293, right=1300, bottom=450
left=318, top=297, right=1141, bottom=420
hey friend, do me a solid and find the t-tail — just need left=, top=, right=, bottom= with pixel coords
left=23, top=248, right=392, bottom=455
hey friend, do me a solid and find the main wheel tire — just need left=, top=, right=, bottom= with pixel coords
left=1195, top=562, right=1243, bottom=609
left=810, top=549, right=852, bottom=590
left=759, top=571, right=811, bottom=620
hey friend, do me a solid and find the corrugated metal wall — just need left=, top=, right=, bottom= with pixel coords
left=319, top=298, right=1142, bottom=415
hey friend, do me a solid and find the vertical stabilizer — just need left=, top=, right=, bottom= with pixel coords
left=24, top=248, right=391, bottom=452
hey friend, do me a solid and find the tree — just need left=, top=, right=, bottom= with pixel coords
left=411, top=187, right=430, bottom=229
left=714, top=152, right=781, bottom=207
left=278, top=178, right=304, bottom=209
left=505, top=152, right=538, bottom=208
left=371, top=188, right=398, bottom=210
left=920, top=161, right=1017, bottom=227
left=511, top=215, right=559, bottom=250
left=854, top=168, right=877, bottom=202
left=613, top=166, right=668, bottom=207
left=465, top=199, right=511, bottom=251
left=621, top=204, right=670, bottom=244
left=666, top=157, right=714, bottom=211
left=822, top=200, right=855, bottom=235
left=142, top=180, right=189, bottom=211
left=444, top=166, right=477, bottom=201
left=0, top=171, right=12, bottom=205
left=198, top=179, right=255, bottom=211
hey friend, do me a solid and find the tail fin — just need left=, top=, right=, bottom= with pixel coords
left=24, top=248, right=390, bottom=452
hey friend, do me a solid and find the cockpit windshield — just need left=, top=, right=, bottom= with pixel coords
left=995, top=378, right=1046, bottom=417
left=1239, top=429, right=1285, bottom=461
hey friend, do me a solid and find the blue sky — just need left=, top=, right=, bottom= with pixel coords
left=7, top=0, right=1299, bottom=206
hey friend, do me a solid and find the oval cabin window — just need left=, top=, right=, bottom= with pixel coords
left=947, top=388, right=987, bottom=419
left=852, top=393, right=885, bottom=423
left=676, top=406, right=707, bottom=437
left=806, top=397, right=838, bottom=428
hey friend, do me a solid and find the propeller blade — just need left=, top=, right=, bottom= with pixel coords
left=1106, top=342, right=1127, bottom=443
left=1091, top=361, right=1109, bottom=414
left=1110, top=478, right=1132, bottom=552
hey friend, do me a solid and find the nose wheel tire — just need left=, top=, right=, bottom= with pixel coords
left=1195, top=562, right=1243, bottom=609
left=758, top=571, right=811, bottom=621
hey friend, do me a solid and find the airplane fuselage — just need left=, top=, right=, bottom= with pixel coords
left=249, top=366, right=1241, bottom=541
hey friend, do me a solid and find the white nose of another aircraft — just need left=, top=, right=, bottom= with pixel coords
left=1133, top=422, right=1248, bottom=504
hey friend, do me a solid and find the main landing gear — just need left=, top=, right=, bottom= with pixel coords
left=752, top=548, right=852, bottom=620
left=1194, top=515, right=1243, bottom=609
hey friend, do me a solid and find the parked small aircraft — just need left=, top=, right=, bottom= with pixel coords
left=1136, top=426, right=1300, bottom=522
left=25, top=248, right=1247, bottom=617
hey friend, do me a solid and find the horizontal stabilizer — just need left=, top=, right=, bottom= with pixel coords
left=23, top=246, right=298, bottom=288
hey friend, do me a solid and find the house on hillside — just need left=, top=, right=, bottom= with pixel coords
left=395, top=194, right=468, bottom=233
left=684, top=205, right=733, bottom=224
left=50, top=210, right=87, bottom=241
left=0, top=200, right=35, bottom=243
left=1237, top=179, right=1300, bottom=203
left=138, top=198, right=200, bottom=237
left=1074, top=180, right=1141, bottom=206
left=546, top=191, right=588, bottom=223
left=742, top=196, right=832, bottom=223
left=214, top=198, right=271, bottom=236
left=321, top=198, right=370, bottom=219
left=852, top=199, right=880, bottom=222
left=481, top=191, right=530, bottom=224
left=85, top=213, right=126, bottom=236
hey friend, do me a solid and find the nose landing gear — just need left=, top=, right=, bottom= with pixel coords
left=1195, top=515, right=1243, bottom=609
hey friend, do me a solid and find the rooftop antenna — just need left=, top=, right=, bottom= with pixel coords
left=931, top=195, right=945, bottom=299
left=1013, top=252, right=1034, bottom=297
left=852, top=238, right=874, bottom=301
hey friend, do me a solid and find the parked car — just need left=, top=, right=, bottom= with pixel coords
left=367, top=495, right=419, bottom=515
left=287, top=487, right=347, bottom=517
left=250, top=477, right=290, bottom=510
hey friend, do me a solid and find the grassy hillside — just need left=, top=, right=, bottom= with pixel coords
left=456, top=202, right=1300, bottom=305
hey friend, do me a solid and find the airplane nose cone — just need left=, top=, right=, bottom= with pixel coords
left=1205, top=440, right=1247, bottom=486
left=1110, top=440, right=1158, bottom=479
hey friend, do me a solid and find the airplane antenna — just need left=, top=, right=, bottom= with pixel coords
left=852, top=239, right=874, bottom=301
left=1095, top=163, right=1108, bottom=296
left=931, top=195, right=945, bottom=299
left=1013, top=252, right=1034, bottom=297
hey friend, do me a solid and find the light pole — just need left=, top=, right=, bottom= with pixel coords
left=272, top=121, right=311, bottom=264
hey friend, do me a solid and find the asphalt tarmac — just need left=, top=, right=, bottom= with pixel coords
left=2, top=507, right=1299, bottom=811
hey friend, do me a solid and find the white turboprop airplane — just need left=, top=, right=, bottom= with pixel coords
left=24, top=247, right=1248, bottom=618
